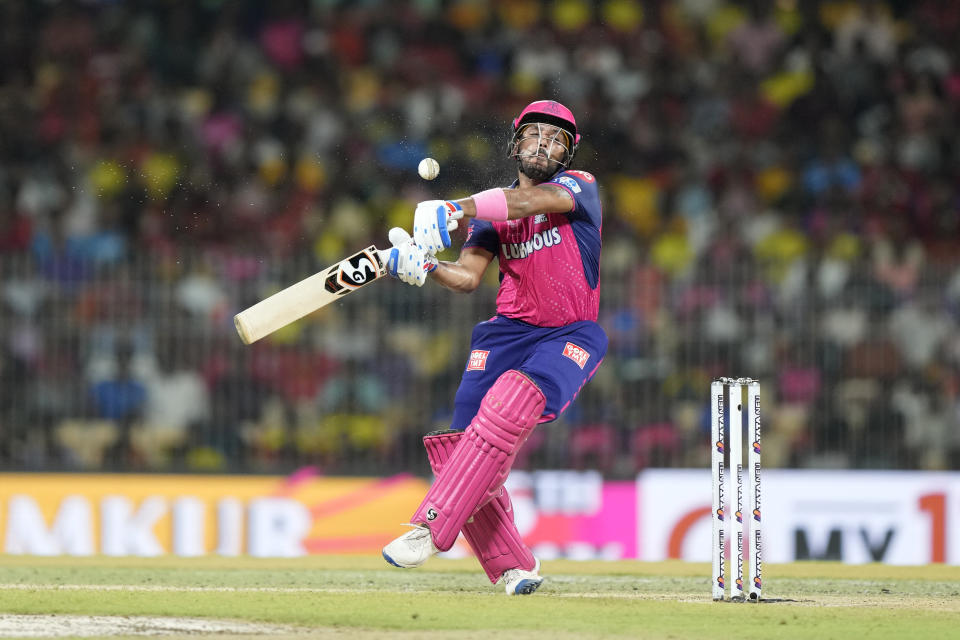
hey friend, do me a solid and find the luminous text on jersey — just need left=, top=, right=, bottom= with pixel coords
left=502, top=227, right=562, bottom=260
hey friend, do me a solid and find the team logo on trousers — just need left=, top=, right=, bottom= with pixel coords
left=562, top=342, right=590, bottom=369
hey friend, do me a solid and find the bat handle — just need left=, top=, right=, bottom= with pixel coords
left=378, top=248, right=394, bottom=275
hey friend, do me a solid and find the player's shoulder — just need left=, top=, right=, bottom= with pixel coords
left=549, top=169, right=599, bottom=195
left=559, top=169, right=597, bottom=184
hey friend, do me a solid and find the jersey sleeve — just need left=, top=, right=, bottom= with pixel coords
left=462, top=218, right=499, bottom=255
left=548, top=170, right=602, bottom=228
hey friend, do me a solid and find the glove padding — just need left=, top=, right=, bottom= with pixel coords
left=383, top=227, right=437, bottom=287
left=413, top=200, right=463, bottom=254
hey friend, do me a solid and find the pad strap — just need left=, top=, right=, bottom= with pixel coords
left=412, top=370, right=545, bottom=551
left=423, top=430, right=536, bottom=583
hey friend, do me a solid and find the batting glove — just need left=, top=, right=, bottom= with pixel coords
left=385, top=227, right=437, bottom=287
left=413, top=200, right=463, bottom=254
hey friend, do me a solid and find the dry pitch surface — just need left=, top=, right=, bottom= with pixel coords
left=0, top=555, right=956, bottom=639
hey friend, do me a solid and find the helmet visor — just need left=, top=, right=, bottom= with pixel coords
left=512, top=122, right=574, bottom=167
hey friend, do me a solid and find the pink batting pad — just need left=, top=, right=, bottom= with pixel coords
left=422, top=430, right=460, bottom=474
left=423, top=430, right=536, bottom=584
left=465, top=484, right=536, bottom=583
left=412, top=370, right=545, bottom=551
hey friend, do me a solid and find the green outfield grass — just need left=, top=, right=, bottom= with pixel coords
left=0, top=555, right=957, bottom=639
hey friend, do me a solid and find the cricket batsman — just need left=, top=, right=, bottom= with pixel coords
left=381, top=100, right=606, bottom=595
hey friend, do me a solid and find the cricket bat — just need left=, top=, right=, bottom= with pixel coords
left=234, top=245, right=388, bottom=344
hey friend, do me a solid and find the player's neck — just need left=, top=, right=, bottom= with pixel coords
left=517, top=173, right=537, bottom=189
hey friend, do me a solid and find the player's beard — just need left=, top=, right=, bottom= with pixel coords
left=517, top=154, right=560, bottom=183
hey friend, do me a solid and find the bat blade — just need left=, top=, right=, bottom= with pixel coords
left=234, top=245, right=387, bottom=344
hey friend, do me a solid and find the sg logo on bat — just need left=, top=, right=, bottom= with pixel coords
left=325, top=247, right=385, bottom=294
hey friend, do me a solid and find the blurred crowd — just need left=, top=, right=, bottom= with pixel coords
left=1, top=0, right=959, bottom=476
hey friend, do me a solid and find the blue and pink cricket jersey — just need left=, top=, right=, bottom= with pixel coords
left=450, top=169, right=608, bottom=430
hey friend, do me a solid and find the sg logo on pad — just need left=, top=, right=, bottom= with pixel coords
left=562, top=342, right=590, bottom=369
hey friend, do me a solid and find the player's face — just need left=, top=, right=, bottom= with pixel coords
left=516, top=123, right=571, bottom=165
left=514, top=123, right=572, bottom=182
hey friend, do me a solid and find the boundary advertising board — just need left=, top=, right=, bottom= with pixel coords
left=0, top=470, right=956, bottom=564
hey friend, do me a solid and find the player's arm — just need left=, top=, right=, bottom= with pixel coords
left=412, top=185, right=573, bottom=253
left=430, top=247, right=494, bottom=293
left=385, top=227, right=492, bottom=293
left=453, top=184, right=573, bottom=220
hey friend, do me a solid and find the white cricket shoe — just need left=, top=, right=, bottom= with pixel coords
left=500, top=557, right=543, bottom=595
left=382, top=524, right=439, bottom=568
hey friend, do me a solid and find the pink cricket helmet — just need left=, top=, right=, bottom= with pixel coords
left=509, top=100, right=581, bottom=168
